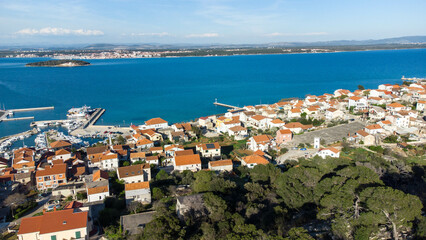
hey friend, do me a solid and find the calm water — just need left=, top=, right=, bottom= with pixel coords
left=1, top=49, right=426, bottom=137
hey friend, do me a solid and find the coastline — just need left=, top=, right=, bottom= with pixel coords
left=4, top=46, right=426, bottom=60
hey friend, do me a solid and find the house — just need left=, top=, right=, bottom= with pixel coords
left=124, top=181, right=151, bottom=204
left=268, top=119, right=285, bottom=129
left=284, top=122, right=313, bottom=134
left=364, top=124, right=384, bottom=135
left=325, top=108, right=344, bottom=120
left=386, top=102, right=407, bottom=112
left=117, top=163, right=151, bottom=183
left=88, top=151, right=119, bottom=170
left=142, top=117, right=168, bottom=130
left=92, top=170, right=109, bottom=182
left=146, top=156, right=159, bottom=165
left=276, top=129, right=293, bottom=145
left=129, top=152, right=146, bottom=163
left=241, top=154, right=269, bottom=168
left=36, top=164, right=67, bottom=190
left=247, top=135, right=274, bottom=151
left=416, top=100, right=426, bottom=111
left=176, top=194, right=207, bottom=221
left=17, top=208, right=89, bottom=240
left=149, top=147, right=163, bottom=154
left=12, top=148, right=36, bottom=172
left=50, top=140, right=72, bottom=151
left=288, top=108, right=302, bottom=119
left=208, top=159, right=233, bottom=172
left=348, top=96, right=368, bottom=109
left=136, top=138, right=154, bottom=149
left=174, top=154, right=202, bottom=172
left=196, top=143, right=221, bottom=158
left=139, top=129, right=163, bottom=142
left=227, top=126, right=248, bottom=140
left=356, top=130, right=376, bottom=145
left=86, top=180, right=110, bottom=202
left=369, top=106, right=386, bottom=120
left=250, top=115, right=270, bottom=129
left=316, top=147, right=341, bottom=159
left=14, top=171, right=34, bottom=185
left=53, top=149, right=72, bottom=161
left=0, top=157, right=8, bottom=168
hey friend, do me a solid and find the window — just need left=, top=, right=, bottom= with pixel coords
left=51, top=235, right=57, bottom=240
left=75, top=231, right=81, bottom=238
left=38, top=177, right=42, bottom=181
left=59, top=174, right=62, bottom=178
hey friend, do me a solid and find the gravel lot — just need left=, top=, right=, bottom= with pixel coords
left=291, top=121, right=365, bottom=146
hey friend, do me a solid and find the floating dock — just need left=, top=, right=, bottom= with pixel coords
left=213, top=101, right=243, bottom=110
left=8, top=106, right=54, bottom=112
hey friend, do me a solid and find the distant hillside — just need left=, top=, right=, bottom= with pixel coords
left=26, top=60, right=90, bottom=67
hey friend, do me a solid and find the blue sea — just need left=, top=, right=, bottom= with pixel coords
left=1, top=49, right=426, bottom=137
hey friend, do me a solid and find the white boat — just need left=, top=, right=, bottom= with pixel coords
left=67, top=105, right=92, bottom=120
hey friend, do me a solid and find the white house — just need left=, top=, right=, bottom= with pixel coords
left=325, top=108, right=344, bottom=120
left=348, top=96, right=368, bottom=109
left=174, top=154, right=202, bottom=172
left=250, top=115, right=270, bottom=129
left=117, top=163, right=151, bottom=183
left=364, top=124, right=384, bottom=135
left=17, top=209, right=89, bottom=240
left=267, top=119, right=285, bottom=129
left=416, top=100, right=426, bottom=111
left=141, top=117, right=168, bottom=130
left=247, top=135, right=274, bottom=151
left=125, top=181, right=151, bottom=205
left=288, top=108, right=302, bottom=119
left=196, top=143, right=221, bottom=158
left=88, top=151, right=119, bottom=170
left=208, top=159, right=233, bottom=172
left=87, top=181, right=110, bottom=202
left=241, top=154, right=269, bottom=168
left=386, top=102, right=407, bottom=113
left=53, top=149, right=72, bottom=161
left=316, top=147, right=341, bottom=159
left=227, top=126, right=248, bottom=140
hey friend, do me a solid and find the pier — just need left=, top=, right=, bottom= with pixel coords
left=213, top=99, right=243, bottom=110
left=2, top=116, right=34, bottom=121
left=30, top=119, right=70, bottom=127
left=83, top=108, right=105, bottom=128
left=8, top=106, right=54, bottom=112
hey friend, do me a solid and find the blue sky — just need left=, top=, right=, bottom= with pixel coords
left=1, top=0, right=425, bottom=45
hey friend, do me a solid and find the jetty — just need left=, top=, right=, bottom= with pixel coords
left=83, top=108, right=105, bottom=128
left=30, top=119, right=70, bottom=127
left=213, top=100, right=243, bottom=110
left=8, top=106, right=54, bottom=112
left=3, top=116, right=34, bottom=121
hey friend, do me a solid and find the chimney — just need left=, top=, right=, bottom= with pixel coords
left=43, top=209, right=46, bottom=214
left=53, top=206, right=56, bottom=211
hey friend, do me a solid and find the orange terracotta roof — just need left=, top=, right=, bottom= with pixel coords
left=55, top=149, right=71, bottom=156
left=253, top=150, right=265, bottom=156
left=117, top=163, right=149, bottom=178
left=175, top=154, right=201, bottom=166
left=252, top=115, right=267, bottom=121
left=387, top=102, right=405, bottom=108
left=365, top=124, right=382, bottom=130
left=278, top=129, right=292, bottom=135
left=356, top=130, right=370, bottom=137
left=290, top=108, right=302, bottom=113
left=93, top=170, right=109, bottom=181
left=380, top=120, right=391, bottom=125
left=150, top=146, right=163, bottom=151
left=125, top=181, right=150, bottom=191
left=130, top=152, right=146, bottom=159
left=50, top=140, right=71, bottom=149
left=201, top=142, right=220, bottom=150
left=164, top=144, right=184, bottom=151
left=87, top=185, right=109, bottom=195
left=252, top=135, right=273, bottom=144
left=210, top=159, right=233, bottom=168
left=319, top=147, right=340, bottom=154
left=242, top=155, right=269, bottom=165
left=175, top=149, right=194, bottom=156
left=229, top=126, right=247, bottom=132
left=145, top=117, right=167, bottom=125
left=18, top=209, right=87, bottom=235
left=35, top=164, right=67, bottom=177
left=136, top=138, right=153, bottom=146
left=271, top=119, right=284, bottom=124
left=349, top=96, right=362, bottom=101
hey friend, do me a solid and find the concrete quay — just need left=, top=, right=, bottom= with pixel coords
left=9, top=106, right=54, bottom=112
left=2, top=116, right=34, bottom=121
left=213, top=102, right=243, bottom=110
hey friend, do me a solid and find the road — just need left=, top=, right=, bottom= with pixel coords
left=12, top=194, right=51, bottom=225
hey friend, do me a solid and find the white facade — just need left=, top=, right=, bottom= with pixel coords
left=18, top=227, right=88, bottom=240
left=125, top=188, right=151, bottom=204
left=174, top=163, right=202, bottom=172
left=317, top=149, right=340, bottom=159
left=87, top=190, right=109, bottom=202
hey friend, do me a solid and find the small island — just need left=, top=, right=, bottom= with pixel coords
left=26, top=60, right=90, bottom=67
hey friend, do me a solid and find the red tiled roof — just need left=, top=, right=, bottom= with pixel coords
left=18, top=209, right=87, bottom=235
left=175, top=154, right=201, bottom=166
left=145, top=118, right=167, bottom=125
left=125, top=181, right=150, bottom=191
left=210, top=159, right=232, bottom=168
left=35, top=164, right=67, bottom=177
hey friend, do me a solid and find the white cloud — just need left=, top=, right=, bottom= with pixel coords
left=265, top=32, right=327, bottom=37
left=186, top=33, right=219, bottom=38
left=130, top=32, right=170, bottom=37
left=16, top=27, right=104, bottom=36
